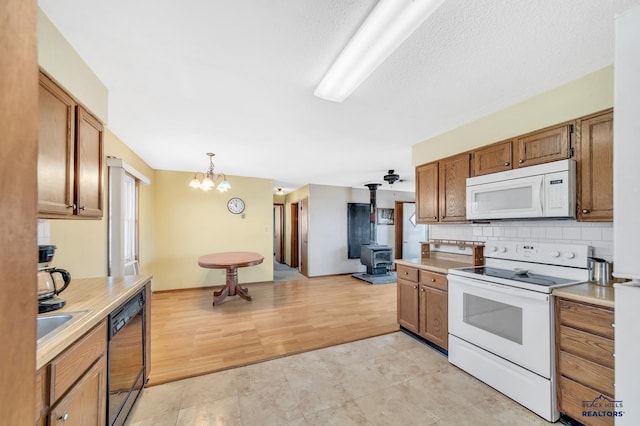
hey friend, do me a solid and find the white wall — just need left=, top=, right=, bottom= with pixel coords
left=307, top=184, right=414, bottom=276
left=429, top=220, right=613, bottom=261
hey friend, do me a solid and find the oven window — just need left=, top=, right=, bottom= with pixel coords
left=463, top=293, right=523, bottom=344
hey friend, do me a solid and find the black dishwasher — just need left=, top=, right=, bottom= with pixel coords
left=108, top=290, right=145, bottom=426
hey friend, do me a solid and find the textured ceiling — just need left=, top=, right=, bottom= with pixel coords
left=38, top=0, right=640, bottom=193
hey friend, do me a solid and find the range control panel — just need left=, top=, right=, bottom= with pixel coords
left=484, top=241, right=592, bottom=268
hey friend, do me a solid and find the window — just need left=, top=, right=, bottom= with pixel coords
left=107, top=157, right=149, bottom=276
left=123, top=173, right=137, bottom=267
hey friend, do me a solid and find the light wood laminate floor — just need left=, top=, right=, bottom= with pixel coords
left=149, top=275, right=398, bottom=385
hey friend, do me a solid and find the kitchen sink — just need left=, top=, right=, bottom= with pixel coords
left=37, top=312, right=86, bottom=341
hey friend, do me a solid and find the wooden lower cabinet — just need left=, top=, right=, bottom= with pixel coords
left=49, top=356, right=106, bottom=426
left=397, top=264, right=448, bottom=350
left=397, top=276, right=419, bottom=332
left=37, top=320, right=107, bottom=425
left=556, top=297, right=615, bottom=426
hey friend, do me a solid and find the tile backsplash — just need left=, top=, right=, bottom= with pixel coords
left=37, top=220, right=51, bottom=245
left=430, top=220, right=613, bottom=261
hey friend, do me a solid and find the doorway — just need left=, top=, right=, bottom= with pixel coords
left=394, top=201, right=428, bottom=260
left=290, top=202, right=299, bottom=268
left=273, top=204, right=284, bottom=263
left=299, top=197, right=309, bottom=277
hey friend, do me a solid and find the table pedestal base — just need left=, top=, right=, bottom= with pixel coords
left=212, top=266, right=252, bottom=306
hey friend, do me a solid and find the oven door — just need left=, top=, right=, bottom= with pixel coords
left=448, top=274, right=551, bottom=378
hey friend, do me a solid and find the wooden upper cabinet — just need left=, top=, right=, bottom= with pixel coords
left=38, top=73, right=76, bottom=216
left=76, top=107, right=104, bottom=218
left=576, top=110, right=613, bottom=222
left=439, top=153, right=470, bottom=222
left=416, top=162, right=439, bottom=223
left=38, top=72, right=104, bottom=219
left=515, top=123, right=572, bottom=168
left=472, top=140, right=513, bottom=176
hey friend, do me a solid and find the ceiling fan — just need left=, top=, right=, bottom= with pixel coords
left=383, top=169, right=402, bottom=185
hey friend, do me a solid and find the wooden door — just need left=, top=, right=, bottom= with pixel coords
left=299, top=198, right=309, bottom=277
left=394, top=201, right=404, bottom=259
left=420, top=285, right=448, bottom=349
left=75, top=106, right=103, bottom=217
left=38, top=72, right=76, bottom=216
left=273, top=204, right=284, bottom=263
left=397, top=279, right=419, bottom=333
left=439, top=153, right=470, bottom=222
left=290, top=203, right=299, bottom=268
left=415, top=162, right=439, bottom=223
left=577, top=110, right=613, bottom=221
left=515, top=123, right=572, bottom=168
left=472, top=140, right=512, bottom=176
left=1, top=0, right=38, bottom=422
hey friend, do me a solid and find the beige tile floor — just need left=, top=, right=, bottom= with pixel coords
left=126, top=332, right=553, bottom=426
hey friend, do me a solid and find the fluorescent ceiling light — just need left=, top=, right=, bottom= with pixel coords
left=314, top=0, right=445, bottom=103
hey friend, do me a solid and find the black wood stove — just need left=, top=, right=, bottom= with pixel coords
left=352, top=183, right=396, bottom=284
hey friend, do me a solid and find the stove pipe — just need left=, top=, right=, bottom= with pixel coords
left=365, top=183, right=381, bottom=244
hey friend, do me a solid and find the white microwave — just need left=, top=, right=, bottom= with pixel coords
left=466, top=159, right=576, bottom=220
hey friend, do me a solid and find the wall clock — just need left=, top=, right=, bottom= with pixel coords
left=227, top=197, right=245, bottom=214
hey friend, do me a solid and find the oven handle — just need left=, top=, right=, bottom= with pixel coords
left=449, top=275, right=549, bottom=302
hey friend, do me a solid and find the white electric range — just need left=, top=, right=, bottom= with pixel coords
left=447, top=241, right=591, bottom=422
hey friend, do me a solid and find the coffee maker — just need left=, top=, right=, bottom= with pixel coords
left=38, top=245, right=72, bottom=313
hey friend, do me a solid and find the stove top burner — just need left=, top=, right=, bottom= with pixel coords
left=456, top=266, right=576, bottom=287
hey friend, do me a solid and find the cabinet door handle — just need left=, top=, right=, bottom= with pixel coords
left=66, top=204, right=76, bottom=210
left=59, top=412, right=69, bottom=422
left=79, top=206, right=86, bottom=211
left=432, top=216, right=437, bottom=220
left=582, top=209, right=590, bottom=214
left=504, top=162, right=510, bottom=166
left=518, top=159, right=524, bottom=164
left=431, top=278, right=436, bottom=282
left=413, top=285, right=418, bottom=289
left=404, top=271, right=409, bottom=275
left=441, top=216, right=445, bottom=219
left=421, top=288, right=425, bottom=292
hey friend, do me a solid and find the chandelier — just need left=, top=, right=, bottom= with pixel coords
left=188, top=152, right=231, bottom=192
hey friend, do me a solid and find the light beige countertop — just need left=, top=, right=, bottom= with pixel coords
left=37, top=274, right=152, bottom=370
left=553, top=282, right=616, bottom=308
left=395, top=253, right=474, bottom=274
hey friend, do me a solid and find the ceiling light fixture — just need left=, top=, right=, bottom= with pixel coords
left=314, top=0, right=445, bottom=103
left=188, top=152, right=231, bottom=192
left=276, top=187, right=284, bottom=195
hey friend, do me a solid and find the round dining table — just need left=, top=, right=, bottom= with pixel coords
left=198, top=251, right=264, bottom=306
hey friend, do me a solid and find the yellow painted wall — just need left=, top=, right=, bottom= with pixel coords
left=152, top=171, right=274, bottom=291
left=37, top=8, right=108, bottom=123
left=413, top=66, right=614, bottom=165
left=282, top=185, right=310, bottom=266
left=49, top=129, right=155, bottom=278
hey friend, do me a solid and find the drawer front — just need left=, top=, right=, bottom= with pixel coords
left=559, top=351, right=614, bottom=397
left=559, top=325, right=614, bottom=369
left=397, top=265, right=418, bottom=283
left=419, top=270, right=447, bottom=291
left=51, top=320, right=107, bottom=401
left=559, top=376, right=615, bottom=426
left=558, top=299, right=614, bottom=339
